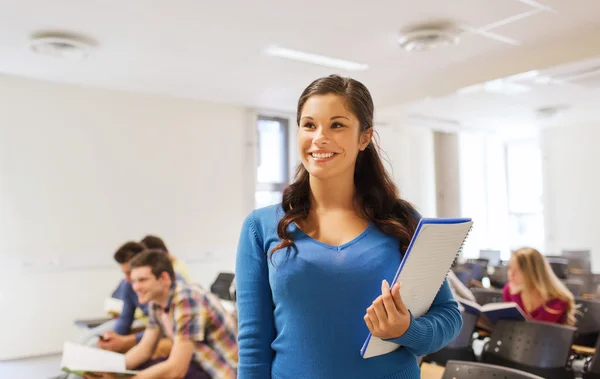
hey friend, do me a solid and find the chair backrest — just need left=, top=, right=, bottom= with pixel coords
left=562, top=249, right=592, bottom=272
left=564, top=279, right=584, bottom=297
left=489, top=265, right=508, bottom=288
left=576, top=298, right=600, bottom=334
left=587, top=337, right=600, bottom=374
left=453, top=268, right=471, bottom=286
left=570, top=272, right=600, bottom=295
left=460, top=262, right=488, bottom=282
left=547, top=257, right=570, bottom=280
left=472, top=288, right=504, bottom=306
left=210, top=272, right=235, bottom=301
left=443, top=360, right=544, bottom=379
left=447, top=311, right=479, bottom=348
left=482, top=320, right=576, bottom=369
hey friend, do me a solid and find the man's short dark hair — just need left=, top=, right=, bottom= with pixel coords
left=114, top=241, right=146, bottom=264
left=140, top=235, right=168, bottom=253
left=129, top=249, right=175, bottom=282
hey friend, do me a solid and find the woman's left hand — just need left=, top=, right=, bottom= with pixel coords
left=364, top=280, right=411, bottom=340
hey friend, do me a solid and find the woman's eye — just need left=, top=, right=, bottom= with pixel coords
left=303, top=123, right=315, bottom=129
left=331, top=122, right=344, bottom=128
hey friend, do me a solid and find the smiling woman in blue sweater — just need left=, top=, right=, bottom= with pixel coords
left=236, top=75, right=462, bottom=379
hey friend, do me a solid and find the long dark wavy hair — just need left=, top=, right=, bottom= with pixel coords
left=272, top=74, right=419, bottom=256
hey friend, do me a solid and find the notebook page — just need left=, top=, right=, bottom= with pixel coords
left=482, top=302, right=519, bottom=312
left=362, top=220, right=473, bottom=358
left=396, top=222, right=473, bottom=317
left=61, top=342, right=135, bottom=374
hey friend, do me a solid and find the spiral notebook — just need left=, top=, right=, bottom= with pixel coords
left=360, top=218, right=473, bottom=359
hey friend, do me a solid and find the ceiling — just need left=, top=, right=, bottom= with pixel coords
left=2, top=0, right=600, bottom=129
left=392, top=55, right=600, bottom=136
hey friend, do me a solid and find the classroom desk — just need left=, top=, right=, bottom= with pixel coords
left=474, top=330, right=595, bottom=356
left=421, top=363, right=445, bottom=379
left=572, top=344, right=596, bottom=356
left=74, top=317, right=113, bottom=328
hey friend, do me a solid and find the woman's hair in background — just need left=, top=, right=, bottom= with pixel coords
left=272, top=74, right=419, bottom=256
left=512, top=247, right=577, bottom=326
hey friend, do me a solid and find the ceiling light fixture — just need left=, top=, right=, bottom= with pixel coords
left=264, top=45, right=369, bottom=71
left=398, top=23, right=460, bottom=52
left=456, top=79, right=532, bottom=95
left=29, top=31, right=95, bottom=60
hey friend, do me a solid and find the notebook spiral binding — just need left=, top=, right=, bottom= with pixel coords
left=422, top=221, right=474, bottom=317
left=447, top=222, right=474, bottom=277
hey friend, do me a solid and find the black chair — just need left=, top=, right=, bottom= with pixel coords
left=583, top=338, right=600, bottom=379
left=210, top=272, right=236, bottom=301
left=472, top=288, right=503, bottom=306
left=454, top=269, right=471, bottom=286
left=574, top=298, right=600, bottom=347
left=570, top=272, right=600, bottom=295
left=423, top=311, right=478, bottom=365
left=547, top=257, right=570, bottom=280
left=563, top=279, right=584, bottom=297
left=489, top=265, right=508, bottom=288
left=442, top=360, right=544, bottom=379
left=481, top=319, right=576, bottom=378
left=569, top=336, right=600, bottom=379
left=463, top=262, right=488, bottom=283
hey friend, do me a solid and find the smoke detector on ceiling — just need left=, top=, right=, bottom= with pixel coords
left=29, top=32, right=95, bottom=60
left=398, top=23, right=460, bottom=52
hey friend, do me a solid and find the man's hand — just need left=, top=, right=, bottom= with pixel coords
left=364, top=280, right=411, bottom=340
left=97, top=331, right=136, bottom=353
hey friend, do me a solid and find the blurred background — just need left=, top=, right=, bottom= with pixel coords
left=1, top=0, right=599, bottom=377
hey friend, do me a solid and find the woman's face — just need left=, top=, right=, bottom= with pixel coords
left=508, top=257, right=524, bottom=288
left=297, top=94, right=371, bottom=180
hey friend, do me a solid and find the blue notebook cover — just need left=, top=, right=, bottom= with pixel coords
left=458, top=299, right=527, bottom=323
left=484, top=306, right=527, bottom=324
left=360, top=217, right=473, bottom=359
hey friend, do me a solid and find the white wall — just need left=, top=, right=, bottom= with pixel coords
left=0, top=75, right=253, bottom=359
left=541, top=122, right=600, bottom=272
left=377, top=125, right=436, bottom=217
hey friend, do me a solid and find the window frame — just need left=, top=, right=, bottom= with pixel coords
left=255, top=115, right=291, bottom=207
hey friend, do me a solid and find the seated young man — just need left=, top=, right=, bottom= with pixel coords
left=85, top=250, right=238, bottom=379
left=98, top=241, right=189, bottom=353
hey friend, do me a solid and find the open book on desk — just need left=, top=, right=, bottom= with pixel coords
left=360, top=218, right=473, bottom=359
left=459, top=300, right=527, bottom=325
left=60, top=342, right=137, bottom=376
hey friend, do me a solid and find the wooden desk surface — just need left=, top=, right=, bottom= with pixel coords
left=572, top=344, right=596, bottom=355
left=421, top=363, right=445, bottom=379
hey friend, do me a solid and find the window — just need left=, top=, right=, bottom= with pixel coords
left=505, top=139, right=545, bottom=251
left=255, top=116, right=289, bottom=209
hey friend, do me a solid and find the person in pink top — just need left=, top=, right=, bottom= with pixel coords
left=503, top=247, right=576, bottom=325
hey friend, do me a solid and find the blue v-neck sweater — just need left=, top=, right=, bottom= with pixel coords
left=235, top=205, right=462, bottom=379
